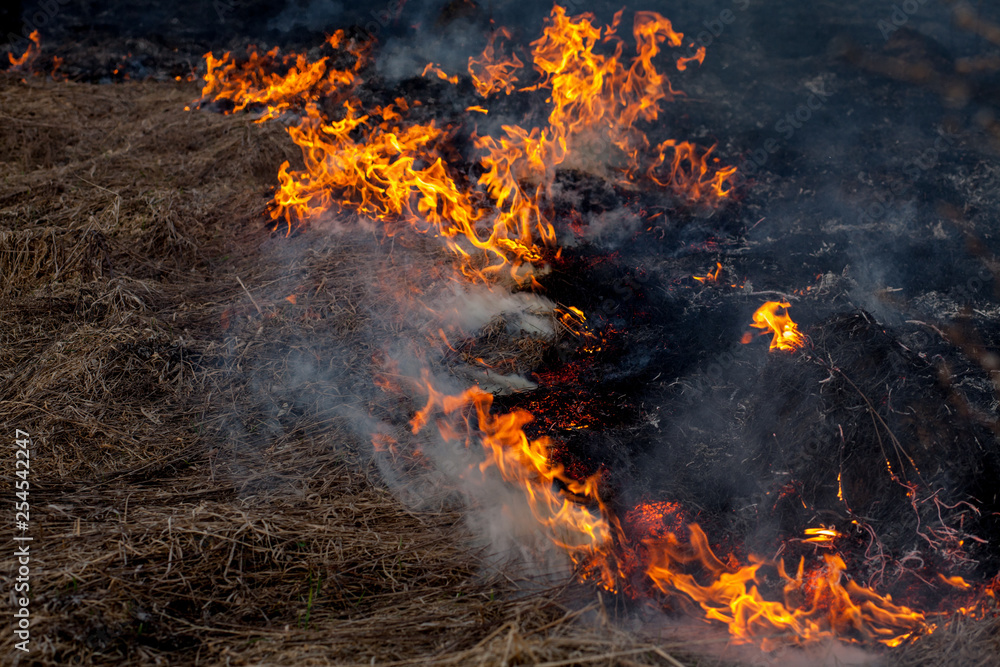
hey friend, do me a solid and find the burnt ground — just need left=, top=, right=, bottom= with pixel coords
left=3, top=0, right=1000, bottom=665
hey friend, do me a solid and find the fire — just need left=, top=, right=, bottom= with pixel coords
left=192, top=4, right=991, bottom=652
left=421, top=62, right=459, bottom=85
left=232, top=5, right=736, bottom=280
left=8, top=30, right=40, bottom=71
left=693, top=262, right=722, bottom=283
left=803, top=526, right=843, bottom=544
left=409, top=371, right=941, bottom=649
left=409, top=372, right=611, bottom=557
left=742, top=301, right=806, bottom=351
left=198, top=31, right=369, bottom=122
left=644, top=527, right=931, bottom=650
left=468, top=27, right=523, bottom=97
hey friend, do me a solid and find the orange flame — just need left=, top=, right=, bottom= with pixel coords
left=644, top=530, right=930, bottom=650
left=8, top=30, right=40, bottom=71
left=803, top=526, right=842, bottom=544
left=693, top=262, right=722, bottom=283
left=409, top=371, right=938, bottom=650
left=676, top=46, right=706, bottom=72
left=741, top=301, right=805, bottom=351
left=409, top=372, right=610, bottom=557
left=198, top=31, right=369, bottom=122
left=421, top=62, right=459, bottom=85
left=186, top=12, right=987, bottom=650
left=256, top=6, right=735, bottom=281
left=468, top=27, right=523, bottom=97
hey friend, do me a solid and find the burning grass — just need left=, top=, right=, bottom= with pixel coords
left=3, top=5, right=1000, bottom=661
left=0, top=72, right=734, bottom=666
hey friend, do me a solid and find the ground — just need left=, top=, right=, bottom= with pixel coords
left=3, top=1, right=1000, bottom=665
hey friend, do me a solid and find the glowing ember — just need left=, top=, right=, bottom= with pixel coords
left=742, top=301, right=806, bottom=351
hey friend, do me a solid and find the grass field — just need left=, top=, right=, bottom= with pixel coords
left=1, top=71, right=997, bottom=666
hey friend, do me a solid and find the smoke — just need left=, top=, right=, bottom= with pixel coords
left=229, top=220, right=578, bottom=578
left=376, top=15, right=486, bottom=82
left=737, top=640, right=884, bottom=667
left=428, top=282, right=555, bottom=338
left=269, top=0, right=346, bottom=33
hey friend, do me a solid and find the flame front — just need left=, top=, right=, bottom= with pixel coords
left=198, top=6, right=737, bottom=280
left=192, top=4, right=991, bottom=652
left=408, top=370, right=938, bottom=649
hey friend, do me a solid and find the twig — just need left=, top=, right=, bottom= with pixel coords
left=235, top=275, right=263, bottom=315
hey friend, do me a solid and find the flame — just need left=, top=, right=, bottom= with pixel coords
left=803, top=526, right=842, bottom=544
left=187, top=6, right=990, bottom=652
left=693, top=262, right=722, bottom=283
left=8, top=30, right=40, bottom=71
left=51, top=55, right=65, bottom=80
left=676, top=46, right=706, bottom=72
left=468, top=27, right=524, bottom=97
left=253, top=6, right=735, bottom=281
left=421, top=62, right=459, bottom=85
left=644, top=532, right=930, bottom=650
left=742, top=301, right=806, bottom=351
left=409, top=372, right=611, bottom=558
left=647, top=139, right=738, bottom=201
left=410, top=371, right=939, bottom=649
left=198, top=31, right=369, bottom=122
